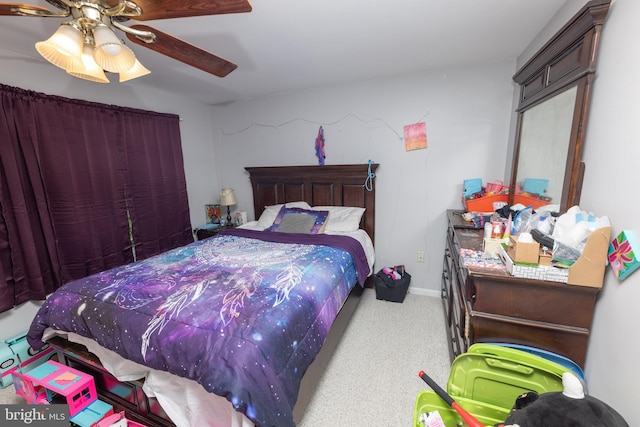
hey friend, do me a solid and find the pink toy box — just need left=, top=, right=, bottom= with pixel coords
left=96, top=411, right=150, bottom=427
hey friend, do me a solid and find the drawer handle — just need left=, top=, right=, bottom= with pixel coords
left=485, top=358, right=533, bottom=375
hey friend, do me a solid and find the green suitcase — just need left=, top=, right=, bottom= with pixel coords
left=414, top=344, right=571, bottom=427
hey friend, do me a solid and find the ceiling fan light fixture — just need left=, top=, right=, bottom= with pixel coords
left=67, top=44, right=110, bottom=83
left=35, top=21, right=84, bottom=70
left=119, top=58, right=150, bottom=82
left=94, top=40, right=136, bottom=73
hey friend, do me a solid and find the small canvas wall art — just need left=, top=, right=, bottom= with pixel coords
left=404, top=122, right=427, bottom=151
left=608, top=230, right=640, bottom=281
left=205, top=204, right=221, bottom=224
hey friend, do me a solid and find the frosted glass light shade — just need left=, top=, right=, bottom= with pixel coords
left=92, top=24, right=121, bottom=55
left=35, top=23, right=84, bottom=70
left=93, top=25, right=135, bottom=73
left=67, top=44, right=110, bottom=83
left=94, top=42, right=136, bottom=73
left=119, top=59, right=151, bottom=82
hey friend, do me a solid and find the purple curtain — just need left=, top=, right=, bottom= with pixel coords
left=0, top=84, right=192, bottom=313
left=120, top=109, right=193, bottom=259
left=0, top=88, right=59, bottom=306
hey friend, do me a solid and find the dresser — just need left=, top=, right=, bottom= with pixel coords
left=441, top=210, right=600, bottom=367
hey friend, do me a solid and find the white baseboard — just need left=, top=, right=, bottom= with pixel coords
left=406, top=286, right=440, bottom=298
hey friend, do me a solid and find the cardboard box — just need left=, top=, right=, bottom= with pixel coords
left=507, top=236, right=540, bottom=264
left=498, top=227, right=611, bottom=288
left=566, top=226, right=611, bottom=287
left=539, top=250, right=552, bottom=266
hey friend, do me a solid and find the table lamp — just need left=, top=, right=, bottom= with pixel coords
left=220, top=188, right=237, bottom=224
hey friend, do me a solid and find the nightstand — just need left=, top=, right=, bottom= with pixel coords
left=194, top=224, right=235, bottom=240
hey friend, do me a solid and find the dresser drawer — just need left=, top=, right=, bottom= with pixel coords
left=468, top=311, right=589, bottom=367
left=468, top=275, right=597, bottom=329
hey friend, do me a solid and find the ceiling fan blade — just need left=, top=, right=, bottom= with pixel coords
left=129, top=0, right=252, bottom=21
left=0, top=3, right=54, bottom=16
left=126, top=24, right=237, bottom=78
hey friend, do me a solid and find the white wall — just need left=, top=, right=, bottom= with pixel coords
left=3, top=1, right=636, bottom=422
left=579, top=0, right=638, bottom=423
left=0, top=58, right=218, bottom=336
left=210, top=61, right=516, bottom=298
left=514, top=0, right=637, bottom=423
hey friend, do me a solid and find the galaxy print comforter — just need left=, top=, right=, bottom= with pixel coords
left=28, top=228, right=370, bottom=427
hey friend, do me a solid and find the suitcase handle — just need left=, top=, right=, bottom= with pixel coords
left=485, top=358, right=534, bottom=375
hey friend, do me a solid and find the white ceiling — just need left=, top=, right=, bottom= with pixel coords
left=0, top=1, right=566, bottom=105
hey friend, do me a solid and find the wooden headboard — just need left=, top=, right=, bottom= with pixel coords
left=245, top=164, right=378, bottom=244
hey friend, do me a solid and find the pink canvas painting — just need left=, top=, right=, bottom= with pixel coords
left=404, top=122, right=427, bottom=151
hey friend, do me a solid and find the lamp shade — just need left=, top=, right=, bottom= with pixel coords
left=119, top=58, right=151, bottom=82
left=93, top=24, right=136, bottom=73
left=35, top=22, right=84, bottom=70
left=67, top=44, right=110, bottom=83
left=220, top=188, right=237, bottom=206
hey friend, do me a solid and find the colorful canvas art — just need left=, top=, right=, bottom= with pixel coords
left=205, top=204, right=221, bottom=224
left=608, top=230, right=640, bottom=280
left=404, top=122, right=427, bottom=151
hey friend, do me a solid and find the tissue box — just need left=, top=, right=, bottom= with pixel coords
left=539, top=250, right=552, bottom=266
left=507, top=236, right=540, bottom=264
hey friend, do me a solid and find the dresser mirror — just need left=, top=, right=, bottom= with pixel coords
left=509, top=0, right=610, bottom=213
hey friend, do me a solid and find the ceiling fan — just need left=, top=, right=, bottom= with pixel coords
left=0, top=0, right=252, bottom=83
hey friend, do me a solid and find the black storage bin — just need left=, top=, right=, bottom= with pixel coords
left=374, top=268, right=411, bottom=303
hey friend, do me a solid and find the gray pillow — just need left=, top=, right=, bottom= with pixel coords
left=274, top=213, right=316, bottom=233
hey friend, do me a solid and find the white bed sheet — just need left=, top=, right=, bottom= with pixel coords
left=44, top=329, right=254, bottom=427
left=239, top=221, right=376, bottom=275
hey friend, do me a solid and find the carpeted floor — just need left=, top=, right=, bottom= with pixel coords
left=298, top=288, right=451, bottom=426
left=0, top=288, right=451, bottom=426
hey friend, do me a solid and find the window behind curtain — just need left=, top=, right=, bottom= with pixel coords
left=120, top=109, right=192, bottom=260
left=0, top=84, right=193, bottom=312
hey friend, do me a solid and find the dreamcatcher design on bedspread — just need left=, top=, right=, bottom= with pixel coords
left=95, top=234, right=317, bottom=360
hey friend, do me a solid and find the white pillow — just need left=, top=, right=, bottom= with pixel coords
left=256, top=201, right=312, bottom=229
left=313, top=206, right=365, bottom=232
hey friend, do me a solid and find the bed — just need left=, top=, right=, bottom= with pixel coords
left=26, top=164, right=378, bottom=427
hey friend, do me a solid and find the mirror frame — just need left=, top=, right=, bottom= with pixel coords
left=509, top=0, right=610, bottom=213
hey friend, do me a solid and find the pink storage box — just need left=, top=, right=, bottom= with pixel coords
left=96, top=411, right=150, bottom=427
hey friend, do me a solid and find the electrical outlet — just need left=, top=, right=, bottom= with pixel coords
left=417, top=251, right=425, bottom=263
